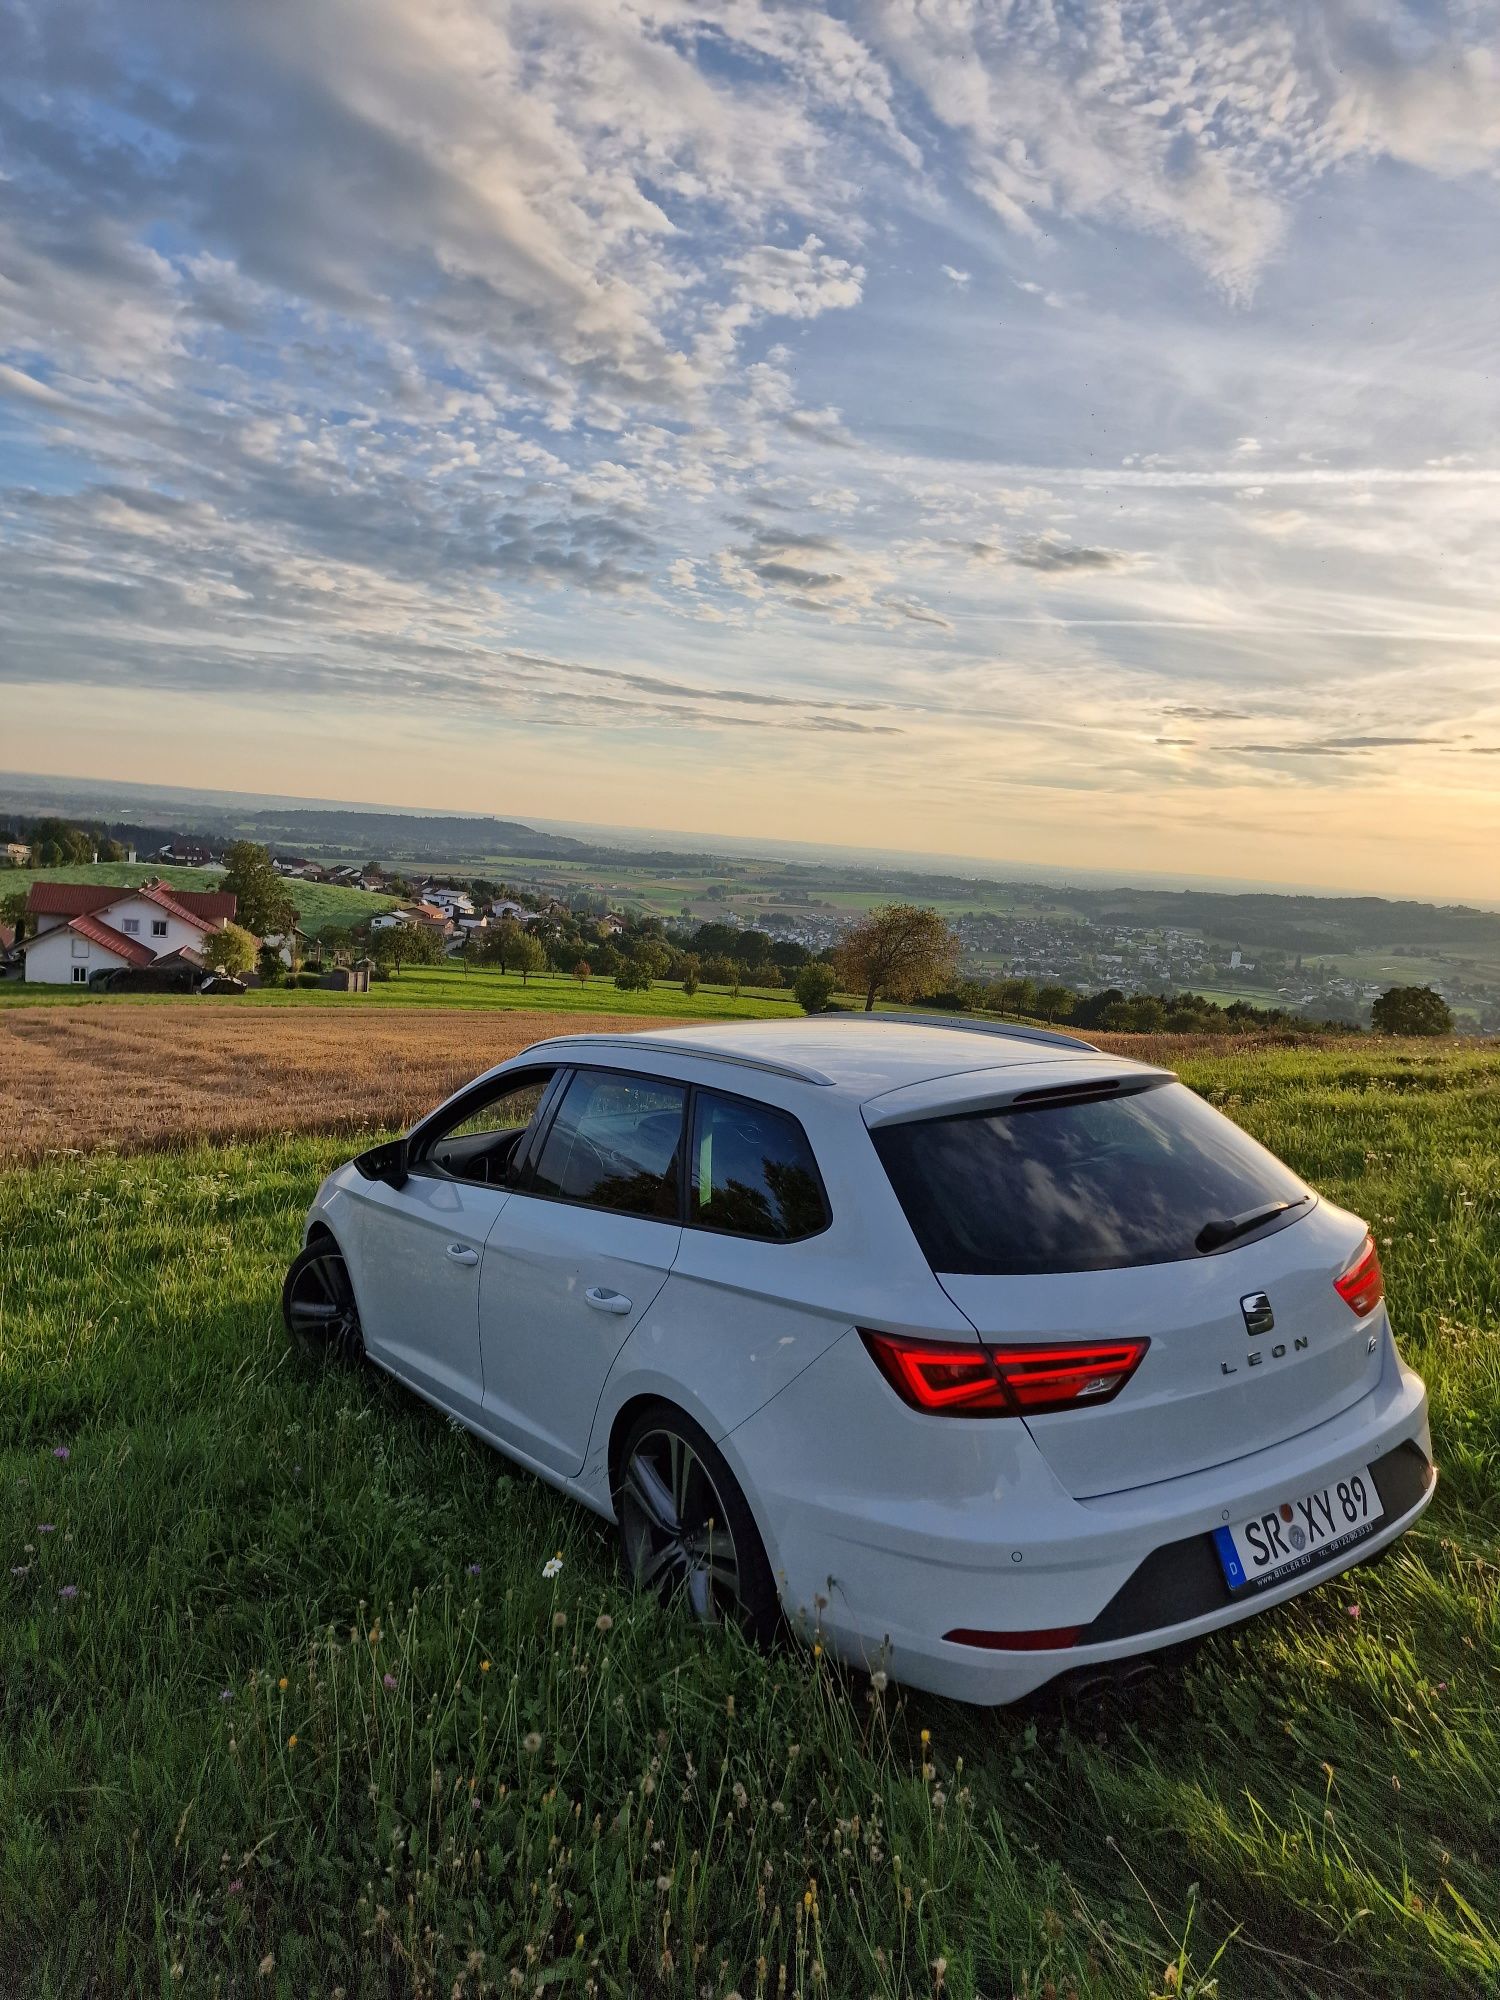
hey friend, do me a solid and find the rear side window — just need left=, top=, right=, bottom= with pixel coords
left=689, top=1090, right=829, bottom=1242
left=529, top=1069, right=685, bottom=1219
left=872, top=1080, right=1309, bottom=1275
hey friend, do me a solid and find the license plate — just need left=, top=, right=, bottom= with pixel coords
left=1213, top=1465, right=1384, bottom=1592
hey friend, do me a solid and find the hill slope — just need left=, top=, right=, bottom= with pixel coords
left=2, top=864, right=397, bottom=936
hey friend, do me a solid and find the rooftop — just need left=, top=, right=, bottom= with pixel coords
left=526, top=1015, right=1135, bottom=1100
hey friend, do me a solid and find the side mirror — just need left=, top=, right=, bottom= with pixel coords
left=354, top=1138, right=409, bottom=1188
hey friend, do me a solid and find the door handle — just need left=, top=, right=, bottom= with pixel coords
left=584, top=1286, right=632, bottom=1315
left=446, top=1243, right=480, bottom=1266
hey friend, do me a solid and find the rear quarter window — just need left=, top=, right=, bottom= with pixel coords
left=689, top=1089, right=829, bottom=1242
left=872, top=1079, right=1309, bottom=1275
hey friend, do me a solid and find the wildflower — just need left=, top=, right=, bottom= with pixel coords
left=52, top=1447, right=70, bottom=1462
left=468, top=1563, right=482, bottom=1577
left=9, top=1564, right=29, bottom=1578
left=59, top=1584, right=78, bottom=1600
left=219, top=1689, right=233, bottom=1703
left=1347, top=1604, right=1362, bottom=1621
left=37, top=1524, right=55, bottom=1535
left=919, top=1728, right=931, bottom=1746
left=542, top=1554, right=564, bottom=1580
left=595, top=1613, right=613, bottom=1633
left=383, top=1672, right=398, bottom=1691
left=278, top=1676, right=288, bottom=1691
left=813, top=1642, right=823, bottom=1657
left=287, top=1734, right=298, bottom=1749
left=871, top=1670, right=888, bottom=1694
left=227, top=1879, right=243, bottom=1896
left=522, top=1731, right=543, bottom=1754
left=656, top=1874, right=673, bottom=1892
left=552, top=1610, right=567, bottom=1631
left=480, top=1659, right=491, bottom=1674
left=258, top=1955, right=275, bottom=1976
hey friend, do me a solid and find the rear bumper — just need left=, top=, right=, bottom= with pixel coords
left=729, top=1330, right=1433, bottom=1704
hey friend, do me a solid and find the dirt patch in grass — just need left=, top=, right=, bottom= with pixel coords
left=0, top=1005, right=688, bottom=1164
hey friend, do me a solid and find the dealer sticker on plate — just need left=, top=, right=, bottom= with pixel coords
left=1214, top=1464, right=1384, bottom=1591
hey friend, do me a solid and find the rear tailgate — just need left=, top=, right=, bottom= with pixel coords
left=940, top=1203, right=1383, bottom=1498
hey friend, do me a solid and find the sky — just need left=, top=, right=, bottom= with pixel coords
left=3, top=2, right=1500, bottom=900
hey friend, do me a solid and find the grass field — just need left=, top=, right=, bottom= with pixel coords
left=2, top=1042, right=1498, bottom=1996
left=3, top=863, right=398, bottom=936
left=0, top=963, right=801, bottom=1016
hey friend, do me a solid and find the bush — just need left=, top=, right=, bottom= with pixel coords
left=794, top=963, right=838, bottom=1014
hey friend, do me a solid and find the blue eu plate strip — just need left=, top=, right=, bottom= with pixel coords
left=1213, top=1525, right=1247, bottom=1590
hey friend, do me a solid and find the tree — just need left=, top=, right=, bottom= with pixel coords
left=484, top=918, right=526, bottom=974
left=614, top=957, right=653, bottom=992
left=1372, top=985, right=1453, bottom=1035
left=0, top=887, right=27, bottom=941
left=219, top=841, right=297, bottom=938
left=701, top=955, right=738, bottom=987
left=794, top=963, right=837, bottom=1014
left=201, top=922, right=258, bottom=979
left=573, top=958, right=592, bottom=986
left=1035, top=983, right=1075, bottom=1023
left=833, top=904, right=958, bottom=1012
left=510, top=931, right=546, bottom=985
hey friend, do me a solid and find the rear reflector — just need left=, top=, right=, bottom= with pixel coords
left=859, top=1329, right=1149, bottom=1417
left=944, top=1626, right=1083, bottom=1652
left=1334, top=1233, right=1385, bottom=1318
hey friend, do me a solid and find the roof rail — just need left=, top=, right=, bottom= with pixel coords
left=523, top=1033, right=837, bottom=1088
left=814, top=1012, right=1101, bottom=1054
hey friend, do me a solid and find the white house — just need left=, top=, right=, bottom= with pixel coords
left=20, top=879, right=238, bottom=984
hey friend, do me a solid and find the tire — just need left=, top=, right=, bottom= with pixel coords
left=282, top=1239, right=365, bottom=1366
left=613, top=1404, right=779, bottom=1644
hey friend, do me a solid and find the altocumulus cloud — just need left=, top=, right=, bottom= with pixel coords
left=1, top=0, right=1500, bottom=886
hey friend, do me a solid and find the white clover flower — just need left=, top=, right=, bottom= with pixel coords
left=542, top=1553, right=564, bottom=1580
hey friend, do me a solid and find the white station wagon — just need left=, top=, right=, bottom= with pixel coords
left=284, top=1017, right=1434, bottom=1704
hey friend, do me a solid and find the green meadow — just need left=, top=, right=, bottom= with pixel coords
left=3, top=863, right=397, bottom=936
left=2, top=1043, right=1497, bottom=1996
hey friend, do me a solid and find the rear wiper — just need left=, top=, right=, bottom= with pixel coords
left=1195, top=1195, right=1310, bottom=1254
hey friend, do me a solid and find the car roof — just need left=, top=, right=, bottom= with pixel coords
left=519, top=1015, right=1162, bottom=1105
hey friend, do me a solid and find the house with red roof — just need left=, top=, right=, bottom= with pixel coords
left=19, top=879, right=239, bottom=985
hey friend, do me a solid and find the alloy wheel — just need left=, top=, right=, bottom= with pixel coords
left=619, top=1426, right=743, bottom=1624
left=284, top=1245, right=364, bottom=1363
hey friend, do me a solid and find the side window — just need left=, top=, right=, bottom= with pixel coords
left=420, top=1070, right=555, bottom=1185
left=529, top=1070, right=685, bottom=1220
left=689, top=1091, right=829, bottom=1242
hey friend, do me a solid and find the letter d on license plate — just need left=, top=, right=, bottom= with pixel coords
left=1214, top=1464, right=1384, bottom=1591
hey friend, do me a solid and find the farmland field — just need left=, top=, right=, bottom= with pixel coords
left=2, top=1040, right=1498, bottom=1996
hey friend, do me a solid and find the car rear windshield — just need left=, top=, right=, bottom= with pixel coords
left=871, top=1079, right=1310, bottom=1275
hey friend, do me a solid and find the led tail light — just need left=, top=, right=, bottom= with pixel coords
left=860, top=1330, right=1149, bottom=1417
left=1334, top=1232, right=1385, bottom=1317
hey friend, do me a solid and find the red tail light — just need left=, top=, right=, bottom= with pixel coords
left=860, top=1330, right=1149, bottom=1417
left=1334, top=1233, right=1384, bottom=1317
left=944, top=1625, right=1083, bottom=1652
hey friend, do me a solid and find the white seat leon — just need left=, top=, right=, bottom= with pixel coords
left=284, top=1018, right=1434, bottom=1704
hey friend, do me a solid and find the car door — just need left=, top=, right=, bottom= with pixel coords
left=336, top=1070, right=558, bottom=1420
left=478, top=1066, right=686, bottom=1476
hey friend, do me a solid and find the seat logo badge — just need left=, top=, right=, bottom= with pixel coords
left=1241, top=1292, right=1275, bottom=1337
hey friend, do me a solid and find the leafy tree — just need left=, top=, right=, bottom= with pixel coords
left=833, top=904, right=958, bottom=1013
left=219, top=842, right=297, bottom=939
left=0, top=887, right=27, bottom=940
left=701, top=955, right=738, bottom=987
left=510, top=931, right=547, bottom=985
left=483, top=919, right=526, bottom=974
left=1372, top=985, right=1453, bottom=1035
left=201, top=922, right=258, bottom=979
left=573, top=958, right=592, bottom=986
left=614, top=957, right=653, bottom=992
left=256, top=942, right=286, bottom=987
left=678, top=954, right=701, bottom=998
left=1035, top=983, right=1075, bottom=1022
left=794, top=963, right=837, bottom=1014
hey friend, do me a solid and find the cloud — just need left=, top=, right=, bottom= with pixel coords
left=941, top=265, right=971, bottom=286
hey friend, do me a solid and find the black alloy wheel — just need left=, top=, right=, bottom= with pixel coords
left=282, top=1240, right=365, bottom=1364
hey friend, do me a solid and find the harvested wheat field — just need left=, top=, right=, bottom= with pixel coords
left=1, top=1005, right=1377, bottom=1165
left=0, top=1006, right=688, bottom=1164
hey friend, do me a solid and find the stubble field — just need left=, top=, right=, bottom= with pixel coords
left=1, top=1030, right=1497, bottom=1997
